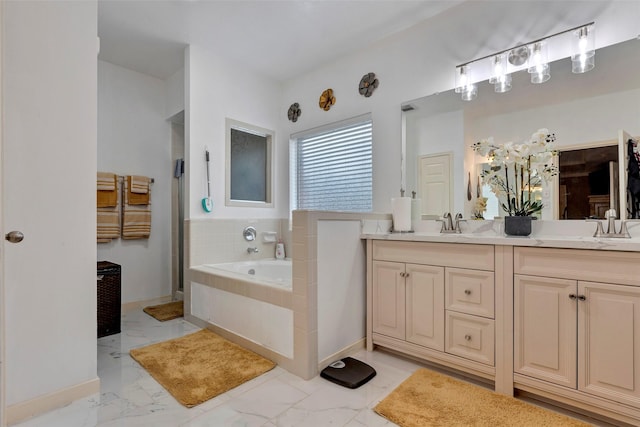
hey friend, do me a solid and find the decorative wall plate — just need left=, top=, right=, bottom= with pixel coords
left=359, top=72, right=379, bottom=97
left=319, top=88, right=336, bottom=111
left=287, top=102, right=301, bottom=122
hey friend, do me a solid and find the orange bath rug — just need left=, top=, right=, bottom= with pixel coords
left=143, top=300, right=183, bottom=321
left=130, top=329, right=276, bottom=407
left=374, top=368, right=591, bottom=427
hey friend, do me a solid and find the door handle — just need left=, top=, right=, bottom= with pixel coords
left=5, top=231, right=24, bottom=243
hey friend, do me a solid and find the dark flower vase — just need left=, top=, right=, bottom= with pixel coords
left=504, top=216, right=533, bottom=236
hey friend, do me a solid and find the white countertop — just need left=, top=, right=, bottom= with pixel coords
left=361, top=219, right=640, bottom=252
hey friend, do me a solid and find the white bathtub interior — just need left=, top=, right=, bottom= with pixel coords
left=202, top=259, right=292, bottom=289
left=190, top=281, right=294, bottom=358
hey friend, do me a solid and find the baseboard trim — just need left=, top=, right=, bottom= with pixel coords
left=318, top=338, right=366, bottom=372
left=6, top=377, right=100, bottom=426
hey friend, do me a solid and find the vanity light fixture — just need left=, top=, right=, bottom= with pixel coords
left=571, top=24, right=595, bottom=73
left=454, top=65, right=477, bottom=101
left=489, top=54, right=512, bottom=93
left=528, top=41, right=550, bottom=84
left=454, top=22, right=594, bottom=101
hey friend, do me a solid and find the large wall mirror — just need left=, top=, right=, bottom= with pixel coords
left=402, top=38, right=640, bottom=220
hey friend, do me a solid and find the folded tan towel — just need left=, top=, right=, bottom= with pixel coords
left=97, top=172, right=116, bottom=191
left=97, top=177, right=121, bottom=243
left=127, top=176, right=150, bottom=205
left=97, top=172, right=118, bottom=208
left=130, top=175, right=149, bottom=194
left=122, top=177, right=151, bottom=239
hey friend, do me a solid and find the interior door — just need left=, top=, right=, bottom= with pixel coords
left=0, top=2, right=4, bottom=422
left=418, top=152, right=452, bottom=218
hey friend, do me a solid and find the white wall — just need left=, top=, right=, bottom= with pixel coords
left=165, top=67, right=185, bottom=119
left=2, top=0, right=98, bottom=411
left=406, top=110, right=465, bottom=215
left=186, top=45, right=284, bottom=220
left=317, top=220, right=366, bottom=362
left=97, top=60, right=172, bottom=304
left=279, top=0, right=640, bottom=214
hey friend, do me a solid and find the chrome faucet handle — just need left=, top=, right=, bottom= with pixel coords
left=436, top=218, right=447, bottom=232
left=455, top=213, right=467, bottom=233
left=586, top=219, right=605, bottom=237
left=619, top=220, right=632, bottom=238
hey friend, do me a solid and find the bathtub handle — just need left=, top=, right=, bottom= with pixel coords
left=243, top=226, right=257, bottom=241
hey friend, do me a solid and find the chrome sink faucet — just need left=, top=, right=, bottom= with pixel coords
left=438, top=212, right=466, bottom=234
left=588, top=209, right=631, bottom=238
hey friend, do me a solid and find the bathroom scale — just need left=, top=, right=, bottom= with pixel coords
left=320, top=357, right=376, bottom=389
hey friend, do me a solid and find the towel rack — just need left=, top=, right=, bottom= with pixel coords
left=118, top=175, right=154, bottom=184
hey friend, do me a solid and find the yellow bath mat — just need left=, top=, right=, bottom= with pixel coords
left=130, top=329, right=276, bottom=407
left=374, top=368, right=591, bottom=426
left=143, top=300, right=183, bottom=321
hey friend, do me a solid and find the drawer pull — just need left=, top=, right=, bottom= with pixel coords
left=464, top=334, right=472, bottom=341
left=464, top=289, right=471, bottom=295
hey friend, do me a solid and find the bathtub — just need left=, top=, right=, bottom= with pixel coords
left=201, top=258, right=292, bottom=290
left=190, top=258, right=294, bottom=359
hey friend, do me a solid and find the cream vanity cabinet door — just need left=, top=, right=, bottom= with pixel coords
left=372, top=260, right=444, bottom=350
left=579, top=281, right=640, bottom=407
left=514, top=274, right=577, bottom=388
left=405, top=263, right=444, bottom=351
left=372, top=260, right=405, bottom=340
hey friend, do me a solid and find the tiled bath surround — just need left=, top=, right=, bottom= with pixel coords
left=186, top=212, right=389, bottom=380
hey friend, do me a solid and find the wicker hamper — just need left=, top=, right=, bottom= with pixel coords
left=97, top=261, right=121, bottom=338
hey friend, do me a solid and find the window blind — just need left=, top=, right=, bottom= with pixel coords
left=295, top=120, right=372, bottom=212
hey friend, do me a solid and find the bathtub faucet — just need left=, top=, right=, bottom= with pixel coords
left=247, top=247, right=260, bottom=254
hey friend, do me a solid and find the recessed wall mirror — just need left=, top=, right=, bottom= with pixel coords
left=225, top=118, right=274, bottom=208
left=402, top=38, right=640, bottom=221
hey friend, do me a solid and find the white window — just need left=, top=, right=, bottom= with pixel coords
left=290, top=114, right=372, bottom=212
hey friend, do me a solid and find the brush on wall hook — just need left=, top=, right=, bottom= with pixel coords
left=202, top=146, right=213, bottom=212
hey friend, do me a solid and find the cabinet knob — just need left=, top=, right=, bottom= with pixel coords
left=464, top=289, right=471, bottom=295
left=569, top=294, right=577, bottom=300
left=578, top=295, right=586, bottom=301
left=464, top=334, right=472, bottom=341
left=405, top=273, right=410, bottom=278
left=400, top=272, right=405, bottom=277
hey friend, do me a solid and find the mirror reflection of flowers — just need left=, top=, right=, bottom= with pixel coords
left=473, top=196, right=488, bottom=219
left=472, top=129, right=558, bottom=216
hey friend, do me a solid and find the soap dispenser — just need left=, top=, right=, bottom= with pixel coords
left=275, top=239, right=286, bottom=259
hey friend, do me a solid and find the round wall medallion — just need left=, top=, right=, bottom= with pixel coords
left=319, top=88, right=336, bottom=111
left=287, top=102, right=301, bottom=122
left=359, top=72, right=379, bottom=97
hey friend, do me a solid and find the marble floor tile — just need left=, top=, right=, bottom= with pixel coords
left=9, top=307, right=416, bottom=427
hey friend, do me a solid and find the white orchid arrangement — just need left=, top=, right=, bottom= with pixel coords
left=472, top=129, right=559, bottom=216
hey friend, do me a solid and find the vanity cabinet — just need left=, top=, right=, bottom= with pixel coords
left=514, top=247, right=640, bottom=421
left=369, top=240, right=496, bottom=379
left=372, top=261, right=444, bottom=350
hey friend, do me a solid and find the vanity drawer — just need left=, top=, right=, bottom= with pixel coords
left=372, top=240, right=494, bottom=271
left=445, top=268, right=495, bottom=318
left=445, top=311, right=495, bottom=366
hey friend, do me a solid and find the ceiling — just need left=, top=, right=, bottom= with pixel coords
left=97, top=0, right=464, bottom=81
